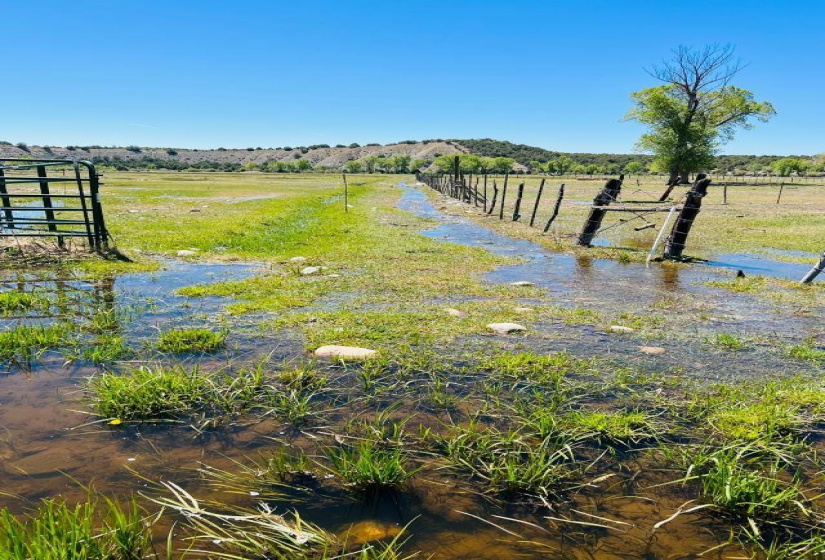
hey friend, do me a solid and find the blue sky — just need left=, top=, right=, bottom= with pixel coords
left=3, top=1, right=822, bottom=155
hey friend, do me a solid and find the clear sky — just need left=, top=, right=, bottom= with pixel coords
left=3, top=0, right=822, bottom=155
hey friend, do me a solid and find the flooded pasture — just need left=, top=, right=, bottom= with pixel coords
left=0, top=181, right=823, bottom=558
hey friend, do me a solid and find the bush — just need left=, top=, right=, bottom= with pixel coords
left=15, top=142, right=29, bottom=152
left=125, top=145, right=141, bottom=153
left=166, top=148, right=178, bottom=156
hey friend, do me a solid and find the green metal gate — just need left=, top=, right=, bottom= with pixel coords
left=0, top=158, right=109, bottom=251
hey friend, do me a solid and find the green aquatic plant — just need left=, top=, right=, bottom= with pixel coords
left=0, top=322, right=74, bottom=363
left=786, top=340, right=825, bottom=366
left=323, top=439, right=418, bottom=493
left=156, top=327, right=227, bottom=353
left=0, top=495, right=153, bottom=560
left=0, top=291, right=50, bottom=315
left=684, top=443, right=809, bottom=525
left=566, top=408, right=659, bottom=447
left=87, top=363, right=273, bottom=425
left=439, top=425, right=577, bottom=499
left=705, top=332, right=747, bottom=350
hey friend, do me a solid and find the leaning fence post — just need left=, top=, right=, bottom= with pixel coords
left=801, top=252, right=825, bottom=284
left=543, top=183, right=565, bottom=233
left=529, top=178, right=546, bottom=227
left=487, top=180, right=498, bottom=215
left=776, top=182, right=784, bottom=204
left=482, top=175, right=488, bottom=212
left=663, top=173, right=712, bottom=260
left=512, top=182, right=525, bottom=221
left=577, top=175, right=623, bottom=246
left=498, top=174, right=509, bottom=220
left=658, top=175, right=681, bottom=202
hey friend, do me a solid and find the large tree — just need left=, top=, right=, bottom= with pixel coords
left=626, top=44, right=775, bottom=183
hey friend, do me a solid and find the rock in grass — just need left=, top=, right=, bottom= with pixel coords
left=513, top=307, right=534, bottom=313
left=610, top=325, right=635, bottom=333
left=289, top=256, right=307, bottom=263
left=639, top=346, right=666, bottom=354
left=509, top=281, right=535, bottom=287
left=487, top=322, right=527, bottom=334
left=445, top=308, right=467, bottom=318
left=314, top=345, right=377, bottom=359
left=300, top=266, right=321, bottom=275
left=176, top=249, right=197, bottom=257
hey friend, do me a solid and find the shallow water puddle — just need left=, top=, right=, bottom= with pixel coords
left=397, top=183, right=823, bottom=382
left=0, top=186, right=821, bottom=559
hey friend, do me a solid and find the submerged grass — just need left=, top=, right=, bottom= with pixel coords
left=0, top=495, right=153, bottom=560
left=0, top=322, right=75, bottom=363
left=87, top=363, right=272, bottom=425
left=156, top=328, right=228, bottom=353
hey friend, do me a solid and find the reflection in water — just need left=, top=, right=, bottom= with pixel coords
left=658, top=264, right=681, bottom=290
left=574, top=254, right=593, bottom=276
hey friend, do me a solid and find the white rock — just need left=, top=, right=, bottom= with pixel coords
left=128, top=209, right=140, bottom=214
left=610, top=325, right=635, bottom=333
left=300, top=266, right=321, bottom=275
left=639, top=346, right=666, bottom=355
left=327, top=274, right=341, bottom=278
left=487, top=322, right=527, bottom=334
left=445, top=308, right=467, bottom=317
left=289, top=256, right=307, bottom=263
left=314, top=345, right=377, bottom=359
left=177, top=250, right=197, bottom=257
left=509, top=281, right=535, bottom=287
left=513, top=307, right=534, bottom=313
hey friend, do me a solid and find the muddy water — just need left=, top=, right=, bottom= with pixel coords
left=0, top=261, right=278, bottom=511
left=0, top=186, right=821, bottom=559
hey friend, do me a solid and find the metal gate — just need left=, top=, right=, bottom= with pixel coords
left=0, top=158, right=109, bottom=251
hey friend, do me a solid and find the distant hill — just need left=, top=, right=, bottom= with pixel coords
left=0, top=138, right=802, bottom=173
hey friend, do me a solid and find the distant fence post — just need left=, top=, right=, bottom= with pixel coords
left=529, top=178, right=546, bottom=227
left=498, top=174, right=509, bottom=220
left=543, top=183, right=565, bottom=233
left=512, top=181, right=525, bottom=221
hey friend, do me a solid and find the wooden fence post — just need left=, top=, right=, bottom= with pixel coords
left=663, top=173, right=712, bottom=260
left=529, top=178, right=546, bottom=227
left=498, top=174, right=509, bottom=220
left=658, top=175, right=681, bottom=202
left=543, top=183, right=565, bottom=233
left=512, top=182, right=525, bottom=221
left=482, top=175, right=488, bottom=212
left=487, top=180, right=498, bottom=215
left=577, top=176, right=623, bottom=246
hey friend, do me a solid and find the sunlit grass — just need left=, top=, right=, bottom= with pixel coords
left=0, top=495, right=153, bottom=560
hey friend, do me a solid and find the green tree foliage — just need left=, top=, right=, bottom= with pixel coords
left=387, top=153, right=411, bottom=173
left=410, top=158, right=428, bottom=172
left=623, top=161, right=646, bottom=175
left=344, top=159, right=363, bottom=173
left=294, top=159, right=313, bottom=172
left=626, top=44, right=775, bottom=182
left=771, top=157, right=809, bottom=177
